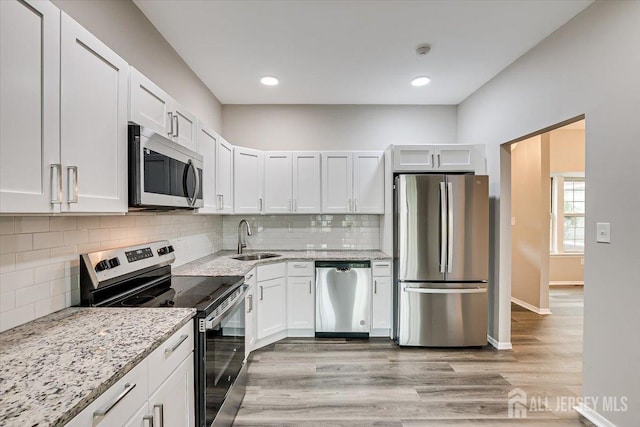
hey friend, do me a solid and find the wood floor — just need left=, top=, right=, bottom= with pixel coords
left=234, top=287, right=590, bottom=426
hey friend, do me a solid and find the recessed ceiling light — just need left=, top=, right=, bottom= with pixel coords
left=260, top=76, right=279, bottom=86
left=411, top=76, right=431, bottom=87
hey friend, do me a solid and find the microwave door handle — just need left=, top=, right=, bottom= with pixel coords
left=184, top=159, right=196, bottom=206
left=191, top=161, right=200, bottom=207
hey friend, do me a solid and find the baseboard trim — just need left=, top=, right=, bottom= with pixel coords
left=511, top=297, right=552, bottom=315
left=575, top=403, right=617, bottom=427
left=487, top=335, right=512, bottom=350
left=550, top=281, right=584, bottom=286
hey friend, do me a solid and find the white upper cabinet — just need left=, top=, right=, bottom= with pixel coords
left=393, top=144, right=485, bottom=173
left=292, top=152, right=321, bottom=214
left=322, top=151, right=384, bottom=214
left=60, top=12, right=128, bottom=213
left=129, top=67, right=172, bottom=137
left=0, top=0, right=60, bottom=213
left=129, top=67, right=197, bottom=152
left=233, top=146, right=264, bottom=213
left=353, top=152, right=385, bottom=214
left=264, top=152, right=321, bottom=214
left=216, top=138, right=234, bottom=213
left=321, top=152, right=353, bottom=213
left=196, top=121, right=218, bottom=213
left=264, top=152, right=292, bottom=214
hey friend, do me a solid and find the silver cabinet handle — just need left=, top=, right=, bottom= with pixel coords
left=167, top=112, right=174, bottom=136
left=404, top=287, right=486, bottom=294
left=165, top=334, right=188, bottom=356
left=173, top=114, right=179, bottom=138
left=143, top=415, right=154, bottom=427
left=293, top=199, right=297, bottom=212
left=247, top=294, right=253, bottom=313
left=374, top=280, right=377, bottom=294
left=288, top=199, right=291, bottom=212
left=259, top=198, right=263, bottom=212
left=431, top=153, right=435, bottom=167
left=93, top=383, right=136, bottom=419
left=154, top=403, right=164, bottom=427
left=438, top=153, right=441, bottom=168
left=217, top=194, right=222, bottom=210
left=348, top=198, right=352, bottom=212
left=354, top=198, right=358, bottom=212
left=221, top=194, right=224, bottom=210
left=50, top=164, right=62, bottom=204
left=376, top=263, right=390, bottom=267
left=309, top=280, right=312, bottom=294
left=439, top=182, right=447, bottom=273
left=259, top=285, right=264, bottom=301
left=447, top=181, right=454, bottom=273
left=67, top=166, right=78, bottom=204
left=246, top=273, right=254, bottom=280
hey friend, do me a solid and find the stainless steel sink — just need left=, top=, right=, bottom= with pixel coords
left=231, top=253, right=281, bottom=261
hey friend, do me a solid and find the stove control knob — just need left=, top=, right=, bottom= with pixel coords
left=167, top=245, right=174, bottom=253
left=108, top=257, right=120, bottom=268
left=95, top=260, right=109, bottom=272
left=157, top=246, right=169, bottom=256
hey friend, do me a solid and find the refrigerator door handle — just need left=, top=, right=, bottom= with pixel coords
left=439, top=182, right=447, bottom=273
left=447, top=181, right=454, bottom=273
left=404, top=287, right=486, bottom=294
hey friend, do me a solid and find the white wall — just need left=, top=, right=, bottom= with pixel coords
left=52, top=0, right=222, bottom=131
left=222, top=105, right=457, bottom=150
left=457, top=1, right=640, bottom=425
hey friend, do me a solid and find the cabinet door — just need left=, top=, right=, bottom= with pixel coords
left=196, top=123, right=218, bottom=213
left=0, top=0, right=60, bottom=213
left=257, top=277, right=286, bottom=339
left=372, top=276, right=392, bottom=329
left=60, top=12, right=128, bottom=213
left=435, top=145, right=476, bottom=172
left=353, top=152, right=384, bottom=214
left=292, top=152, right=321, bottom=214
left=215, top=138, right=234, bottom=213
left=287, top=277, right=315, bottom=330
left=393, top=145, right=436, bottom=171
left=149, top=354, right=195, bottom=427
left=173, top=102, right=197, bottom=152
left=129, top=67, right=172, bottom=137
left=321, top=152, right=353, bottom=213
left=264, top=152, right=292, bottom=213
left=233, top=147, right=264, bottom=214
left=124, top=402, right=151, bottom=427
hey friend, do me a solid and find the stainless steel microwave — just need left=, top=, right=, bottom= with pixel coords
left=128, top=124, right=204, bottom=210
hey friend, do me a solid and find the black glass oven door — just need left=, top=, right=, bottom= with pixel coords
left=204, top=299, right=245, bottom=426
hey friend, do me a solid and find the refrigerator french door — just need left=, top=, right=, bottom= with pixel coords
left=394, top=174, right=489, bottom=347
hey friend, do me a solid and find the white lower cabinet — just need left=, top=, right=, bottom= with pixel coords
left=371, top=261, right=393, bottom=337
left=286, top=262, right=315, bottom=336
left=148, top=354, right=195, bottom=427
left=256, top=276, right=287, bottom=340
left=66, top=321, right=194, bottom=427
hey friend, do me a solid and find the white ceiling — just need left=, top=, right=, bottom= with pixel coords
left=134, top=0, right=593, bottom=105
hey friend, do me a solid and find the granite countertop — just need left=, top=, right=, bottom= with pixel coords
left=174, top=249, right=392, bottom=277
left=0, top=307, right=196, bottom=427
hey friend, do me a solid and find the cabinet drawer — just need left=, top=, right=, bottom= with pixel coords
left=372, top=261, right=392, bottom=277
left=257, top=262, right=286, bottom=282
left=147, top=320, right=194, bottom=394
left=65, top=359, right=148, bottom=427
left=287, top=261, right=314, bottom=277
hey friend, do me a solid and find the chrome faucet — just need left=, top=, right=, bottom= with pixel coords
left=237, top=219, right=252, bottom=254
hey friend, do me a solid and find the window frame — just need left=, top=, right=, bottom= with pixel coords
left=551, top=174, right=585, bottom=254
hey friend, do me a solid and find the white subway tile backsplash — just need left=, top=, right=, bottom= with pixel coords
left=0, top=213, right=223, bottom=332
left=14, top=217, right=50, bottom=234
left=15, top=282, right=50, bottom=307
left=0, top=234, right=33, bottom=254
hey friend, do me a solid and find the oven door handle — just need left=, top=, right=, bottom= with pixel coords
left=204, top=286, right=249, bottom=330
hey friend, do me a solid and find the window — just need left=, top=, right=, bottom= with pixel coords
left=551, top=176, right=585, bottom=253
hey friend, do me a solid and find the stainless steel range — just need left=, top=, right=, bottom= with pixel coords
left=79, top=240, right=248, bottom=427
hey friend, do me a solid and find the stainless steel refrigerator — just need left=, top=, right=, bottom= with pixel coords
left=394, top=174, right=489, bottom=347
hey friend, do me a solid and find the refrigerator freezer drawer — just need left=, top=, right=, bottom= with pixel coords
left=397, top=283, right=488, bottom=347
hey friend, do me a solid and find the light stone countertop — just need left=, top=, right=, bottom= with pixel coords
left=0, top=307, right=196, bottom=427
left=173, top=249, right=392, bottom=277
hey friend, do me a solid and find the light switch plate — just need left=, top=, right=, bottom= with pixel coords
left=596, top=222, right=611, bottom=243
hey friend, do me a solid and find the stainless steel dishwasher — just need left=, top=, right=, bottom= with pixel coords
left=315, top=261, right=371, bottom=338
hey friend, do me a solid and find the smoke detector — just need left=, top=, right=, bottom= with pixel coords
left=416, top=44, right=431, bottom=56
